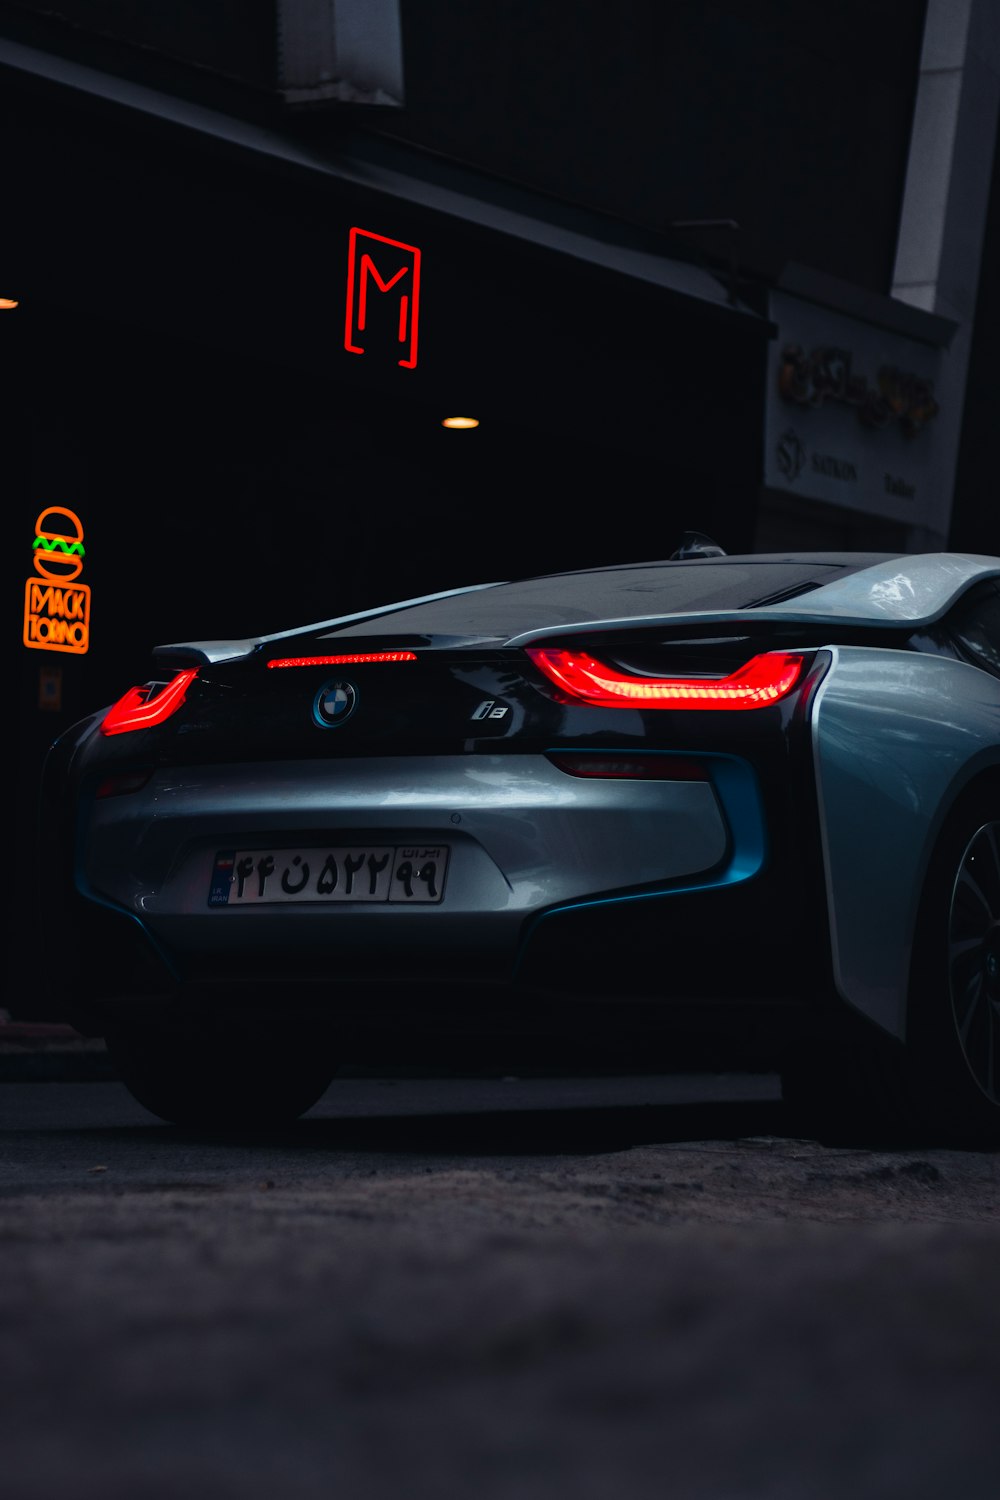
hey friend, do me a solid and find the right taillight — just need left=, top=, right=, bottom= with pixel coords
left=101, top=668, right=199, bottom=736
left=525, top=649, right=807, bottom=710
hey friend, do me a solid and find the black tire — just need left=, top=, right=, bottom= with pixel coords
left=782, top=784, right=1000, bottom=1148
left=107, top=1024, right=336, bottom=1128
left=904, top=790, right=999, bottom=1145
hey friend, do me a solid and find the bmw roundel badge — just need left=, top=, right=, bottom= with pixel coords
left=313, top=679, right=358, bottom=728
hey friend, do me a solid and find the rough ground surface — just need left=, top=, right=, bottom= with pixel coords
left=1, top=1075, right=998, bottom=1499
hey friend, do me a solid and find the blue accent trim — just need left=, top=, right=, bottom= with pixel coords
left=513, top=751, right=766, bottom=975
left=704, top=754, right=767, bottom=885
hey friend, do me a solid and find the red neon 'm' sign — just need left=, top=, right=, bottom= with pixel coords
left=344, top=227, right=421, bottom=369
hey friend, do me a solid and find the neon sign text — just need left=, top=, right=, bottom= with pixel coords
left=23, top=507, right=91, bottom=655
left=344, top=227, right=421, bottom=369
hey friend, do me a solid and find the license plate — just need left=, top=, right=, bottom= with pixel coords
left=209, top=845, right=449, bottom=906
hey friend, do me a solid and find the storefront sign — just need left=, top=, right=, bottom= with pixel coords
left=777, top=343, right=939, bottom=437
left=23, top=507, right=91, bottom=654
left=765, top=291, right=953, bottom=531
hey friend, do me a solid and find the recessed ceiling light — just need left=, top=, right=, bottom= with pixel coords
left=441, top=416, right=479, bottom=429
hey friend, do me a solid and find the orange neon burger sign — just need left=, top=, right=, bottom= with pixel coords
left=23, top=506, right=91, bottom=654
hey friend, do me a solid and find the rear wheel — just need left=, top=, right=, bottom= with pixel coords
left=106, top=1023, right=336, bottom=1128
left=908, top=798, right=999, bottom=1142
left=782, top=785, right=1000, bottom=1147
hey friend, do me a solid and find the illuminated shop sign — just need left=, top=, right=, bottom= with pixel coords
left=344, top=227, right=421, bottom=369
left=764, top=290, right=952, bottom=532
left=778, top=344, right=939, bottom=438
left=23, top=507, right=91, bottom=654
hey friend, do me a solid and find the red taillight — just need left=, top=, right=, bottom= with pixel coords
left=101, top=668, right=199, bottom=736
left=525, top=649, right=806, bottom=710
left=267, top=652, right=417, bottom=668
left=96, top=770, right=154, bottom=798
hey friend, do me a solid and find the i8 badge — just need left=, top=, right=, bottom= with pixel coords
left=313, top=679, right=358, bottom=728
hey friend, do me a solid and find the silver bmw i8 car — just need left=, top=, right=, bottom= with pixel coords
left=38, top=544, right=1000, bottom=1142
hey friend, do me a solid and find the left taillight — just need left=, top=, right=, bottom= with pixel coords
left=101, top=668, right=199, bottom=736
left=525, top=649, right=807, bottom=710
left=96, top=770, right=154, bottom=798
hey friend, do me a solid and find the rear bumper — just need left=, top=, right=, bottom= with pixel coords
left=53, top=755, right=832, bottom=1032
left=38, top=723, right=836, bottom=1044
left=72, top=752, right=768, bottom=981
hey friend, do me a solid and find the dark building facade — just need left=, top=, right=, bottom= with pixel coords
left=5, top=1, right=784, bottom=725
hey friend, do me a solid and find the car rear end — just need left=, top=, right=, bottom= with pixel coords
left=41, top=558, right=865, bottom=1063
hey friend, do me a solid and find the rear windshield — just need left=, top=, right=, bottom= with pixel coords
left=321, top=555, right=892, bottom=640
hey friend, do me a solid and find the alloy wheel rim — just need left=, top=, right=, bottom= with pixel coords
left=948, top=820, right=1000, bottom=1104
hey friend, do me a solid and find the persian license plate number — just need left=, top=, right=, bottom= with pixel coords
left=209, top=845, right=449, bottom=906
